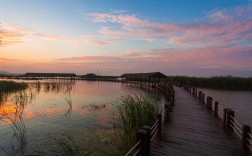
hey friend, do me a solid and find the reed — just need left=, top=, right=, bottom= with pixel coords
left=0, top=81, right=27, bottom=105
left=115, top=94, right=160, bottom=153
left=10, top=116, right=27, bottom=156
left=52, top=134, right=81, bottom=156
left=11, top=89, right=35, bottom=116
left=167, top=76, right=252, bottom=91
left=64, top=93, right=72, bottom=117
left=0, top=81, right=27, bottom=93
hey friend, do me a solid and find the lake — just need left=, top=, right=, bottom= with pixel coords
left=198, top=88, right=252, bottom=127
left=0, top=80, right=164, bottom=155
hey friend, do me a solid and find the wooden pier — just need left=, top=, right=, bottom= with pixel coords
left=151, top=86, right=248, bottom=156
left=123, top=78, right=251, bottom=156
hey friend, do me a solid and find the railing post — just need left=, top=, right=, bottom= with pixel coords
left=198, top=91, right=202, bottom=100
left=157, top=114, right=162, bottom=138
left=226, top=110, right=234, bottom=130
left=136, top=129, right=148, bottom=156
left=214, top=101, right=219, bottom=117
left=207, top=96, right=210, bottom=109
left=223, top=108, right=230, bottom=128
left=171, top=93, right=175, bottom=106
left=202, top=93, right=205, bottom=104
left=242, top=125, right=251, bottom=151
left=207, top=96, right=213, bottom=111
left=142, top=126, right=151, bottom=156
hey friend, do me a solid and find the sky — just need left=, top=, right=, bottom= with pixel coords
left=0, top=0, right=252, bottom=77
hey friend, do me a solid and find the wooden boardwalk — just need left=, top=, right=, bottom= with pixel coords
left=151, top=86, right=249, bottom=156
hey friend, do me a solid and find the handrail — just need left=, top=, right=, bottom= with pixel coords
left=247, top=138, right=252, bottom=146
left=233, top=123, right=243, bottom=134
left=248, top=132, right=252, bottom=139
left=218, top=111, right=223, bottom=119
left=183, top=85, right=252, bottom=152
left=151, top=128, right=159, bottom=141
left=133, top=148, right=141, bottom=156
left=230, top=116, right=243, bottom=129
left=151, top=120, right=159, bottom=131
left=151, top=122, right=159, bottom=137
left=163, top=109, right=168, bottom=119
left=125, top=140, right=141, bottom=156
left=219, top=105, right=224, bottom=111
left=230, top=124, right=242, bottom=139
left=124, top=81, right=174, bottom=156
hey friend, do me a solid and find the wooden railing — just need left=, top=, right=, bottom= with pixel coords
left=183, top=85, right=252, bottom=152
left=124, top=82, right=174, bottom=156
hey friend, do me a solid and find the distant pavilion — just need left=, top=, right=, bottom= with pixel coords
left=120, top=72, right=167, bottom=83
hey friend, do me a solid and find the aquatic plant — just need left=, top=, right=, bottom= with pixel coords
left=0, top=81, right=27, bottom=93
left=52, top=134, right=81, bottom=156
left=10, top=116, right=27, bottom=156
left=64, top=93, right=72, bottom=117
left=115, top=94, right=160, bottom=153
left=11, top=89, right=35, bottom=117
left=166, top=76, right=252, bottom=90
left=0, top=81, right=27, bottom=105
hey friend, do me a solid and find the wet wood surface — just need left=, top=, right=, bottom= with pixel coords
left=151, top=87, right=250, bottom=156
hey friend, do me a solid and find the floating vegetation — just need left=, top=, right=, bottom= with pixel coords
left=82, top=103, right=106, bottom=111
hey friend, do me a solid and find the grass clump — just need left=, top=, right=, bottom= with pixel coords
left=0, top=81, right=27, bottom=105
left=115, top=94, right=160, bottom=153
left=51, top=134, right=83, bottom=156
left=0, top=81, right=27, bottom=93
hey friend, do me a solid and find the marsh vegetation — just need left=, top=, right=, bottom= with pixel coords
left=166, top=76, right=252, bottom=90
left=114, top=94, right=160, bottom=154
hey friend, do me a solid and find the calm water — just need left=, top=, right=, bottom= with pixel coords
left=198, top=88, right=252, bottom=127
left=0, top=80, right=164, bottom=155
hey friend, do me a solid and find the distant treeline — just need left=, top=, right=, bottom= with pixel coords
left=0, top=81, right=27, bottom=93
left=166, top=76, right=252, bottom=91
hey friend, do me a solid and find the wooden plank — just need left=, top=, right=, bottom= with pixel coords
left=151, top=86, right=251, bottom=156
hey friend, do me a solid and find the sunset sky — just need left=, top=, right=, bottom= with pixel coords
left=0, top=0, right=252, bottom=76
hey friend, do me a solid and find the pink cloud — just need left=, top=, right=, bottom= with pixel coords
left=88, top=5, right=252, bottom=47
left=1, top=45, right=251, bottom=76
left=0, top=24, right=64, bottom=46
left=0, top=58, right=21, bottom=62
left=80, top=35, right=110, bottom=45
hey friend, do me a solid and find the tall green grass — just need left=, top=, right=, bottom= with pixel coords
left=115, top=94, right=160, bottom=153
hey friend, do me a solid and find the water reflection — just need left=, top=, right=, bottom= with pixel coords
left=63, top=93, right=72, bottom=117
left=0, top=81, right=74, bottom=121
left=0, top=80, right=163, bottom=155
